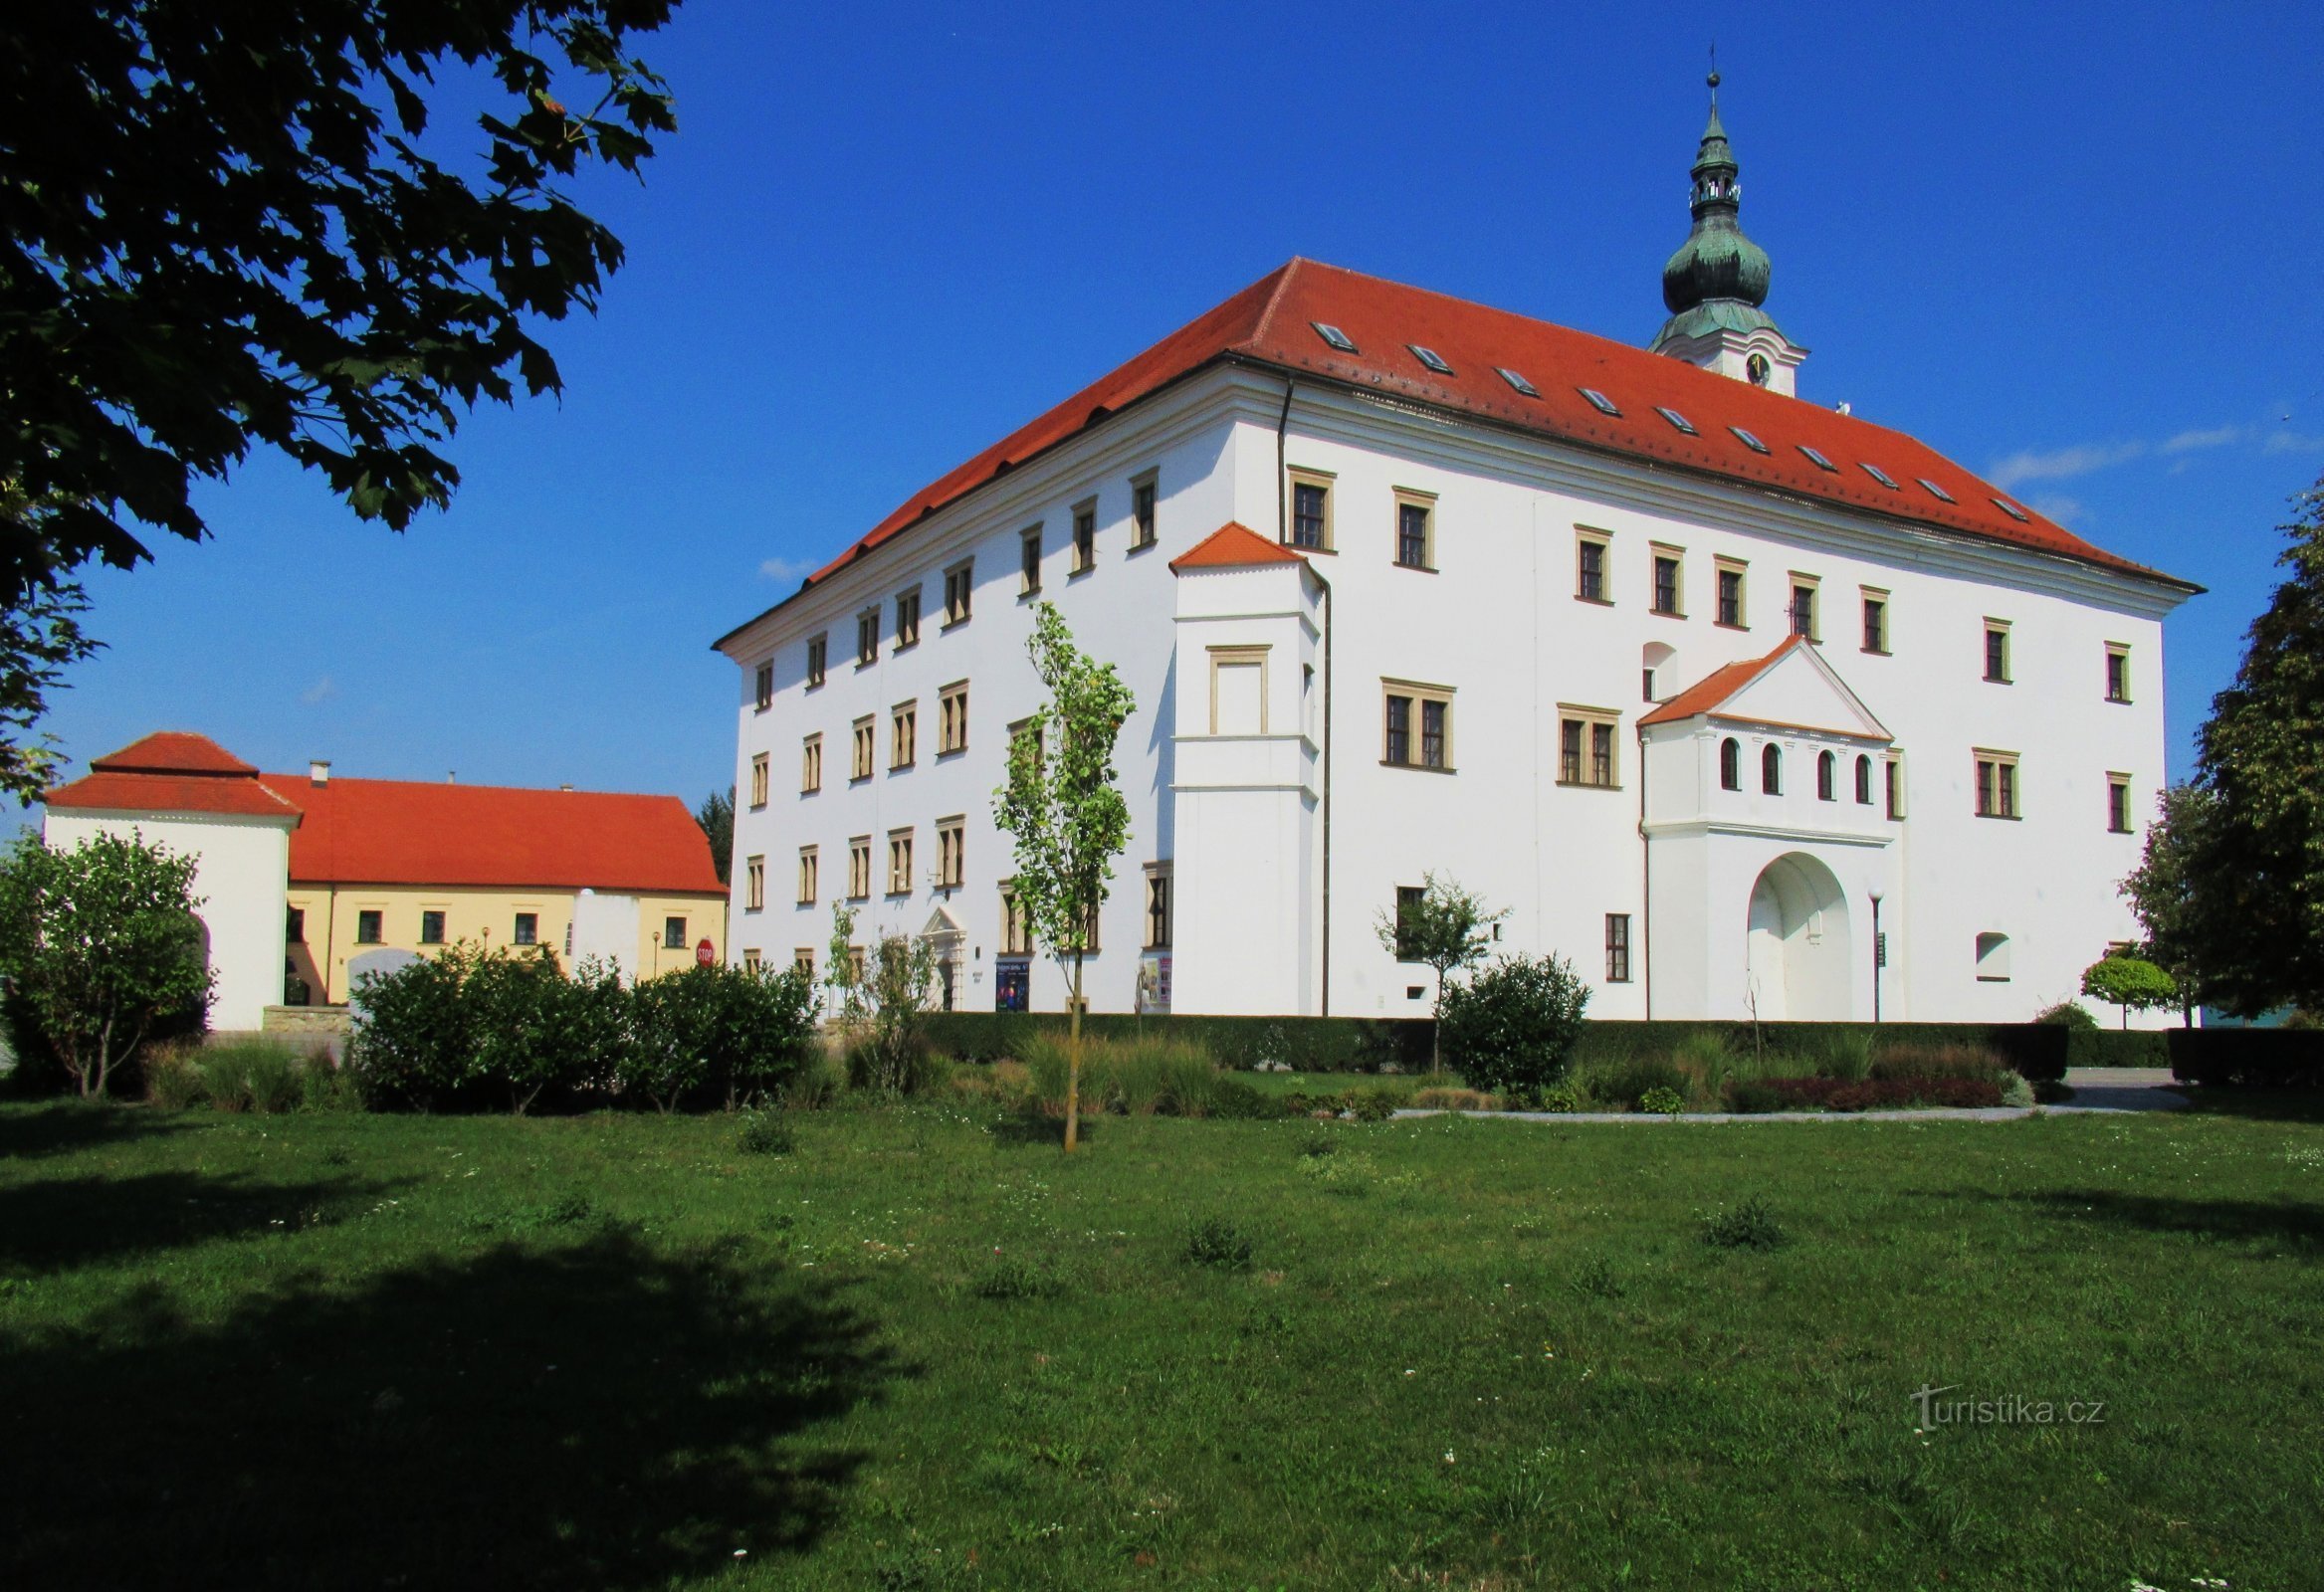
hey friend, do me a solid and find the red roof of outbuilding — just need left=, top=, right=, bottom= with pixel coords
left=721, top=258, right=2190, bottom=647
left=47, top=732, right=301, bottom=820
left=1168, top=521, right=1310, bottom=572
left=1639, top=635, right=1808, bottom=726
left=255, top=774, right=725, bottom=895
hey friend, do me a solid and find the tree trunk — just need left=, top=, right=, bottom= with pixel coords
left=1430, top=969, right=1444, bottom=1077
left=1064, top=950, right=1083, bottom=1152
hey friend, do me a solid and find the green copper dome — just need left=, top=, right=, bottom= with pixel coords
left=1658, top=74, right=1775, bottom=317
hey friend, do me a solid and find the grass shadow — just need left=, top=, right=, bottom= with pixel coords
left=1944, top=1186, right=2324, bottom=1257
left=2175, top=1088, right=2324, bottom=1124
left=985, top=1110, right=1099, bottom=1149
left=0, top=1101, right=192, bottom=1161
left=0, top=1168, right=407, bottom=1274
left=0, top=1228, right=898, bottom=1589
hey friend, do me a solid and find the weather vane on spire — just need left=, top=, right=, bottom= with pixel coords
left=1708, top=41, right=1720, bottom=100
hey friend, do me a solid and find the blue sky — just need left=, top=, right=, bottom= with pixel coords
left=34, top=0, right=2323, bottom=811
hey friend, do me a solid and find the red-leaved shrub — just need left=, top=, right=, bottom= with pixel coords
left=1729, top=1075, right=2005, bottom=1112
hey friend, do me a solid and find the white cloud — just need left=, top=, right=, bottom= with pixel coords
left=2160, top=425, right=2243, bottom=455
left=2263, top=430, right=2324, bottom=455
left=300, top=676, right=336, bottom=705
left=1988, top=442, right=2146, bottom=490
left=2027, top=495, right=2087, bottom=526
left=759, top=555, right=816, bottom=584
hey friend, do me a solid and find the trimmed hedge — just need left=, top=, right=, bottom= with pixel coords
left=922, top=1012, right=2071, bottom=1083
left=2167, top=1029, right=2324, bottom=1089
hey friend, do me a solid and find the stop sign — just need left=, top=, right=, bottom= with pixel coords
left=696, top=938, right=716, bottom=967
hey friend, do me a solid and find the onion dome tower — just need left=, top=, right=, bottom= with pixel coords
left=1649, top=71, right=1807, bottom=395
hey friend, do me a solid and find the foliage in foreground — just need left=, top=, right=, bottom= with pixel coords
left=0, top=2, right=678, bottom=792
left=1374, top=873, right=1509, bottom=1074
left=0, top=829, right=211, bottom=1097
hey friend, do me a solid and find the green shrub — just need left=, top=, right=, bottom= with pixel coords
left=1637, top=1085, right=1685, bottom=1116
left=1208, top=1076, right=1273, bottom=1119
left=142, top=1045, right=205, bottom=1109
left=626, top=960, right=820, bottom=1111
left=1346, top=1083, right=1409, bottom=1122
left=348, top=951, right=472, bottom=1109
left=1182, top=1216, right=1255, bottom=1272
left=1703, top=1195, right=1788, bottom=1252
left=1533, top=1079, right=1587, bottom=1113
left=2001, top=1075, right=2035, bottom=1108
left=2035, top=1000, right=2098, bottom=1029
left=1436, top=953, right=1589, bottom=1095
left=1727, top=1080, right=1789, bottom=1114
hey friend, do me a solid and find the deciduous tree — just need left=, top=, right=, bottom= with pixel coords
left=2081, top=954, right=2179, bottom=1031
left=0, top=830, right=213, bottom=1097
left=992, top=603, right=1135, bottom=1152
left=1374, top=872, right=1508, bottom=1075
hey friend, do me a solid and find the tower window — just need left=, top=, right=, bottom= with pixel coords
left=1720, top=737, right=1741, bottom=791
left=1761, top=743, right=1783, bottom=795
left=1747, top=353, right=1772, bottom=386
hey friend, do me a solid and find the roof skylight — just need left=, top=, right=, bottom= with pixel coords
left=1992, top=497, right=2030, bottom=522
left=1797, top=445, right=1838, bottom=473
left=1408, top=344, right=1453, bottom=375
left=1655, top=406, right=1698, bottom=436
left=1919, top=478, right=1957, bottom=503
left=1311, top=321, right=1358, bottom=353
left=1579, top=388, right=1621, bottom=417
left=1729, top=426, right=1770, bottom=454
left=1860, top=463, right=1898, bottom=488
left=1496, top=367, right=1539, bottom=397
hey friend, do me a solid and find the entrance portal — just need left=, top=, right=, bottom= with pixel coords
left=1743, top=853, right=1851, bottom=1020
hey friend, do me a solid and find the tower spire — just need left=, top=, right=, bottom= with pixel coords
left=1648, top=67, right=1807, bottom=394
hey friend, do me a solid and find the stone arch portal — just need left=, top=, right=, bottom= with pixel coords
left=1744, top=853, right=1852, bottom=1021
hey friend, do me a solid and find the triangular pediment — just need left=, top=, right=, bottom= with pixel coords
left=1714, top=641, right=1890, bottom=741
left=920, top=901, right=965, bottom=941
left=1644, top=635, right=1890, bottom=742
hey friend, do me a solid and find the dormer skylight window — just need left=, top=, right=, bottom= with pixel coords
left=1496, top=367, right=1539, bottom=397
left=1919, top=478, right=1957, bottom=503
left=1312, top=322, right=1358, bottom=353
left=1729, top=426, right=1769, bottom=454
left=1797, top=445, right=1838, bottom=473
left=1992, top=497, right=2030, bottom=522
left=1655, top=406, right=1697, bottom=436
left=1861, top=463, right=1898, bottom=488
left=1579, top=388, right=1620, bottom=417
left=1408, top=344, right=1453, bottom=375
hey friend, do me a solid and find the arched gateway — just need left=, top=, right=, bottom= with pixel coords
left=1744, top=853, right=1850, bottom=1020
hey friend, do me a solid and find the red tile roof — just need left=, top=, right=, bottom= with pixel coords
left=48, top=732, right=302, bottom=820
left=1639, top=634, right=1807, bottom=726
left=721, top=258, right=2191, bottom=647
left=255, top=774, right=725, bottom=895
left=91, top=731, right=260, bottom=777
left=1168, top=521, right=1310, bottom=572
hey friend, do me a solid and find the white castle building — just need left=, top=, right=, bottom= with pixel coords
left=715, top=81, right=2196, bottom=1025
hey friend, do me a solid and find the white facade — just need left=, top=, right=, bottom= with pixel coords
left=717, top=361, right=2187, bottom=1026
left=42, top=809, right=295, bottom=1034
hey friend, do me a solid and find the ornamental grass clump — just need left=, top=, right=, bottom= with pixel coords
left=1702, top=1194, right=1789, bottom=1252
left=1182, top=1215, right=1255, bottom=1272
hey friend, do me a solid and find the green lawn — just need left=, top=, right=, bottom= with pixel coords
left=1, top=1096, right=2318, bottom=1590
